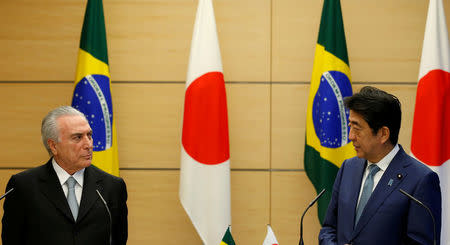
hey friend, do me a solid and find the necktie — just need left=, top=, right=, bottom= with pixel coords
left=66, top=176, right=79, bottom=220
left=355, top=164, right=380, bottom=226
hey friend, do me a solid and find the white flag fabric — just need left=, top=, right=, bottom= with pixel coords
left=179, top=0, right=231, bottom=245
left=411, top=0, right=450, bottom=243
left=262, top=225, right=279, bottom=245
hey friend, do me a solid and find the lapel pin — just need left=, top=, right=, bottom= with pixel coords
left=388, top=179, right=393, bottom=186
left=397, top=174, right=403, bottom=179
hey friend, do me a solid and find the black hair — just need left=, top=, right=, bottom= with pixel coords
left=344, top=86, right=401, bottom=145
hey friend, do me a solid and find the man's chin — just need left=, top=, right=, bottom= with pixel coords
left=355, top=151, right=364, bottom=159
left=81, top=160, right=92, bottom=168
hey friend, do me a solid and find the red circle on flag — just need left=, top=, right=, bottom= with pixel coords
left=182, top=72, right=230, bottom=165
left=411, top=69, right=450, bottom=166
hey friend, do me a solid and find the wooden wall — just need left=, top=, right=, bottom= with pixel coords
left=0, top=0, right=449, bottom=244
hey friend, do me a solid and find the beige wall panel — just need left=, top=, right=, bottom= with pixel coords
left=109, top=0, right=271, bottom=82
left=343, top=1, right=426, bottom=82
left=0, top=0, right=270, bottom=82
left=273, top=0, right=450, bottom=82
left=0, top=0, right=83, bottom=81
left=109, top=0, right=270, bottom=81
left=0, top=83, right=74, bottom=167
left=121, top=170, right=269, bottom=244
left=105, top=0, right=194, bottom=82
left=113, top=83, right=185, bottom=168
left=214, top=0, right=271, bottom=82
left=121, top=170, right=201, bottom=244
left=272, top=84, right=309, bottom=170
left=227, top=84, right=270, bottom=169
left=272, top=0, right=321, bottom=82
left=271, top=171, right=321, bottom=245
left=0, top=170, right=23, bottom=193
left=352, top=84, right=418, bottom=153
left=230, top=171, right=270, bottom=244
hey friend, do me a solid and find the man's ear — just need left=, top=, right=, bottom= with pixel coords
left=379, top=126, right=390, bottom=144
left=48, top=139, right=57, bottom=156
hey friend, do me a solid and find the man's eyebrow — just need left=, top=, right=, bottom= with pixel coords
left=349, top=120, right=360, bottom=126
left=71, top=131, right=92, bottom=137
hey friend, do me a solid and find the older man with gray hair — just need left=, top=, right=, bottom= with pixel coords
left=2, top=106, right=128, bottom=245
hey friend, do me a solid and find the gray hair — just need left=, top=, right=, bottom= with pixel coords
left=41, top=106, right=87, bottom=155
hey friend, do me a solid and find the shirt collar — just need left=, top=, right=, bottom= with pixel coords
left=367, top=144, right=400, bottom=172
left=52, top=158, right=85, bottom=187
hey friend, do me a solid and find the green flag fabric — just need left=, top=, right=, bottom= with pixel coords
left=220, top=227, right=236, bottom=245
left=304, top=0, right=355, bottom=224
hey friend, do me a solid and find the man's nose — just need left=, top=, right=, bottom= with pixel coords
left=83, top=135, right=93, bottom=149
left=348, top=128, right=355, bottom=141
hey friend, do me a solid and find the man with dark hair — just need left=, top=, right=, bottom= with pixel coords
left=319, top=86, right=441, bottom=245
left=2, top=106, right=128, bottom=245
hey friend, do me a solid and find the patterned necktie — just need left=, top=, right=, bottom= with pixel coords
left=355, top=164, right=380, bottom=226
left=66, top=176, right=79, bottom=220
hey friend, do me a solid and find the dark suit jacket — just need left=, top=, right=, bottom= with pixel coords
left=2, top=159, right=128, bottom=245
left=319, top=146, right=441, bottom=245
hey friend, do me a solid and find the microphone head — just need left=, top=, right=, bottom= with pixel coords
left=0, top=188, right=14, bottom=201
left=317, top=188, right=326, bottom=197
left=309, top=189, right=326, bottom=207
left=399, top=189, right=424, bottom=207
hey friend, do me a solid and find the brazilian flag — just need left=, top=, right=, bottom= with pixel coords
left=304, top=0, right=355, bottom=224
left=71, top=0, right=119, bottom=176
left=220, top=227, right=236, bottom=245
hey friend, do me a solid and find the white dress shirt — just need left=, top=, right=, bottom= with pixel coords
left=356, top=144, right=400, bottom=206
left=52, top=158, right=85, bottom=206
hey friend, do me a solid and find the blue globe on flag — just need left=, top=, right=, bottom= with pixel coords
left=72, top=74, right=114, bottom=151
left=312, top=71, right=352, bottom=148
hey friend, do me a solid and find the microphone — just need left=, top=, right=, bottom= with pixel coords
left=0, top=188, right=14, bottom=201
left=96, top=189, right=112, bottom=245
left=299, top=189, right=326, bottom=245
left=399, top=189, right=436, bottom=245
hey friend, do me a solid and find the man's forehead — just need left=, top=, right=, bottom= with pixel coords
left=58, top=115, right=91, bottom=131
left=349, top=111, right=365, bottom=124
left=59, top=114, right=86, bottom=120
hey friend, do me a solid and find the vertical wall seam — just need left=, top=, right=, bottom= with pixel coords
left=268, top=0, right=273, bottom=226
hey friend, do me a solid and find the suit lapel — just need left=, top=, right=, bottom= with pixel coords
left=38, top=159, right=75, bottom=222
left=347, top=158, right=367, bottom=230
left=77, top=165, right=102, bottom=222
left=351, top=147, right=409, bottom=238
